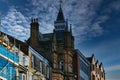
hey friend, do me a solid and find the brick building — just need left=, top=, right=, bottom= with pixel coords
left=73, top=50, right=90, bottom=80
left=28, top=2, right=75, bottom=80
left=27, top=1, right=105, bottom=80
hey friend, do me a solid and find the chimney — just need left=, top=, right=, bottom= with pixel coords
left=30, top=18, right=39, bottom=48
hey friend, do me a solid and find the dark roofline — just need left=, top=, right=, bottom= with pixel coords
left=74, top=49, right=90, bottom=65
left=86, top=57, right=92, bottom=63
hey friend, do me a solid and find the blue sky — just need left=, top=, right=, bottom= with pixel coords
left=0, top=0, right=120, bottom=80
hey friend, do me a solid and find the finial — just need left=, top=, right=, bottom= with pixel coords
left=59, top=0, right=62, bottom=7
left=36, top=18, right=38, bottom=22
left=70, top=24, right=71, bottom=28
left=70, top=24, right=72, bottom=35
left=31, top=18, right=38, bottom=23
left=34, top=18, right=35, bottom=22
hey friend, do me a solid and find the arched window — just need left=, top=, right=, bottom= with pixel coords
left=60, top=60, right=64, bottom=71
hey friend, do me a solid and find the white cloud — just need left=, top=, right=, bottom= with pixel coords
left=1, top=7, right=30, bottom=41
left=106, top=72, right=120, bottom=80
left=0, top=0, right=113, bottom=43
left=0, top=1, right=120, bottom=79
left=40, top=21, right=54, bottom=33
left=25, top=0, right=110, bottom=45
left=105, top=65, right=120, bottom=72
left=105, top=62, right=120, bottom=80
left=26, top=0, right=58, bottom=34
left=62, top=0, right=108, bottom=44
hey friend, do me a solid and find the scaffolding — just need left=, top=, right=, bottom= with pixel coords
left=0, top=45, right=18, bottom=80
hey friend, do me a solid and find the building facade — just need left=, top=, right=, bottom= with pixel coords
left=0, top=32, right=51, bottom=80
left=73, top=50, right=90, bottom=80
left=14, top=44, right=29, bottom=80
left=29, top=3, right=75, bottom=80
left=27, top=1, right=105, bottom=80
left=0, top=35, right=19, bottom=80
left=28, top=46, right=51, bottom=80
left=87, top=54, right=105, bottom=80
left=0, top=1, right=105, bottom=80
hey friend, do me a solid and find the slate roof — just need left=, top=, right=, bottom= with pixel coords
left=26, top=32, right=53, bottom=64
left=41, top=33, right=53, bottom=41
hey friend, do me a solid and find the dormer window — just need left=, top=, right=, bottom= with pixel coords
left=2, top=35, right=9, bottom=47
left=3, top=35, right=9, bottom=43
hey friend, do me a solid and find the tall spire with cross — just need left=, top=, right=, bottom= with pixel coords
left=54, top=0, right=68, bottom=31
left=56, top=0, right=65, bottom=21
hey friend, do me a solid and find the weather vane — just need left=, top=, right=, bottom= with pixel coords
left=59, top=0, right=63, bottom=6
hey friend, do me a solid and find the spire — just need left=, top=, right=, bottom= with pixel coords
left=56, top=0, right=65, bottom=21
left=66, top=19, right=68, bottom=31
left=59, top=0, right=62, bottom=7
left=70, top=24, right=72, bottom=34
